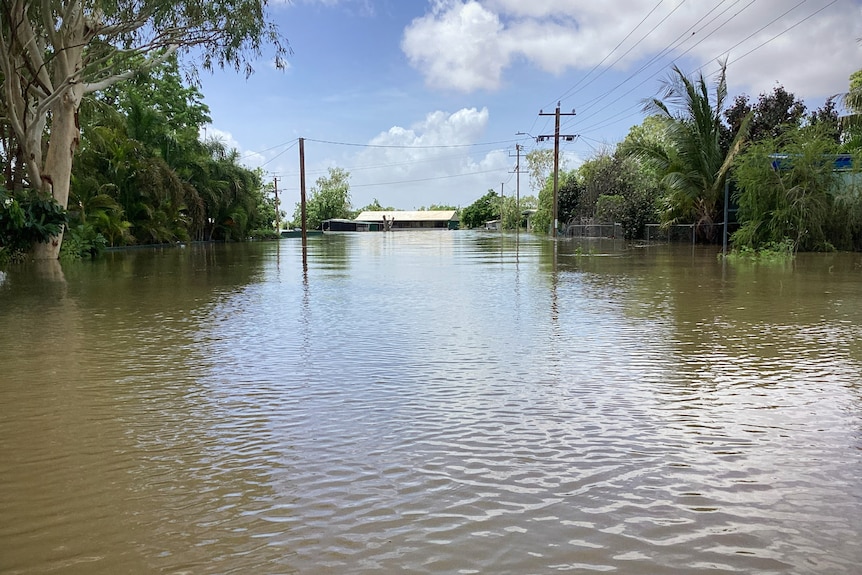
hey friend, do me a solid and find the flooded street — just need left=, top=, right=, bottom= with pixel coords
left=1, top=232, right=861, bottom=574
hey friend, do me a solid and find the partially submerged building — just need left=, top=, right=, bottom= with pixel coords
left=354, top=210, right=459, bottom=230
left=322, top=219, right=381, bottom=232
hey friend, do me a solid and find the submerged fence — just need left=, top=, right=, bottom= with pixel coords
left=644, top=223, right=730, bottom=244
left=563, top=222, right=732, bottom=244
left=564, top=223, right=623, bottom=238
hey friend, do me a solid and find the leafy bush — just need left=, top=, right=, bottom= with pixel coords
left=59, top=223, right=108, bottom=260
left=248, top=228, right=280, bottom=240
left=0, top=188, right=69, bottom=262
left=731, top=126, right=846, bottom=251
left=595, top=195, right=625, bottom=223
left=721, top=239, right=795, bottom=263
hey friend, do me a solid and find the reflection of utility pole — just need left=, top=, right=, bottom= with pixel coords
left=538, top=103, right=576, bottom=238
left=299, top=138, right=308, bottom=266
left=500, top=182, right=505, bottom=231
left=509, top=144, right=521, bottom=228
left=273, top=176, right=280, bottom=233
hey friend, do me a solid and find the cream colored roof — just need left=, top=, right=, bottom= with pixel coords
left=355, top=210, right=458, bottom=222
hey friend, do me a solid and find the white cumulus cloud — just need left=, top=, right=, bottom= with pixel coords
left=401, top=1, right=508, bottom=92
left=402, top=0, right=862, bottom=100
left=348, top=107, right=513, bottom=208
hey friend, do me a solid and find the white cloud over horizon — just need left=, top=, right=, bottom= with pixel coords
left=348, top=107, right=513, bottom=209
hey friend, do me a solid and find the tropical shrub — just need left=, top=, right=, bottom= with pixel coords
left=731, top=126, right=856, bottom=251
left=0, top=188, right=68, bottom=263
left=59, top=223, right=108, bottom=260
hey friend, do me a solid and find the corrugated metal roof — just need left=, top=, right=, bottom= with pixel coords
left=355, top=210, right=458, bottom=222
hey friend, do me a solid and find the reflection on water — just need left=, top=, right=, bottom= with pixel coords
left=1, top=234, right=861, bottom=574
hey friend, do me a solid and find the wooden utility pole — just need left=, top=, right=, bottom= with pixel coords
left=273, top=176, right=280, bottom=233
left=299, top=137, right=308, bottom=253
left=538, top=103, right=576, bottom=237
left=509, top=144, right=521, bottom=228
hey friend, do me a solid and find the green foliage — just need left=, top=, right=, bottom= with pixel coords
left=731, top=126, right=849, bottom=251
left=525, top=149, right=556, bottom=194
left=461, top=189, right=500, bottom=228
left=519, top=195, right=539, bottom=210
left=573, top=150, right=659, bottom=239
left=532, top=179, right=553, bottom=234
left=557, top=170, right=584, bottom=224
left=59, top=224, right=108, bottom=260
left=595, top=195, right=625, bottom=223
left=351, top=198, right=396, bottom=219
left=418, top=203, right=460, bottom=215
left=1, top=0, right=288, bottom=257
left=71, top=58, right=268, bottom=246
left=295, top=167, right=352, bottom=229
left=631, top=61, right=748, bottom=240
left=248, top=228, right=280, bottom=240
left=724, top=85, right=806, bottom=145
left=721, top=239, right=795, bottom=263
left=842, top=69, right=862, bottom=151
left=0, top=189, right=68, bottom=258
left=807, top=97, right=842, bottom=145
left=501, top=195, right=520, bottom=230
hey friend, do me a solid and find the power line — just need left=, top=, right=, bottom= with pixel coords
left=238, top=138, right=299, bottom=159
left=562, top=0, right=828, bottom=139
left=304, top=137, right=521, bottom=149
left=340, top=168, right=505, bottom=188
left=724, top=0, right=838, bottom=68
left=559, top=0, right=690, bottom=106
left=565, top=0, right=759, bottom=129
left=548, top=0, right=667, bottom=107
left=258, top=139, right=299, bottom=167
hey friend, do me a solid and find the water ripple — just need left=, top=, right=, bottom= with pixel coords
left=1, top=238, right=861, bottom=573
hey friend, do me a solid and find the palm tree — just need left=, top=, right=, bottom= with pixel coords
left=629, top=61, right=749, bottom=239
left=841, top=69, right=862, bottom=150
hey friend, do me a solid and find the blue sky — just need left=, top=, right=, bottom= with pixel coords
left=197, top=0, right=862, bottom=211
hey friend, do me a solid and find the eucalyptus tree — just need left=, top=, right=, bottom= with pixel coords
left=524, top=149, right=555, bottom=195
left=0, top=0, right=288, bottom=258
left=629, top=62, right=749, bottom=238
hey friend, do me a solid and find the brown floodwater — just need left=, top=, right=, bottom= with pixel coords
left=1, top=232, right=860, bottom=574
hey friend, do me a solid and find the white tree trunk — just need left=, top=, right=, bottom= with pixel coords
left=29, top=17, right=86, bottom=260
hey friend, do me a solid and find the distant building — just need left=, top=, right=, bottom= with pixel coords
left=322, top=219, right=381, bottom=232
left=355, top=210, right=459, bottom=230
left=522, top=209, right=538, bottom=231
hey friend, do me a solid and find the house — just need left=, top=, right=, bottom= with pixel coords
left=354, top=210, right=459, bottom=230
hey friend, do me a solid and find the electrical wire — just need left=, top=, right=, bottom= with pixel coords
left=548, top=0, right=667, bottom=108
left=562, top=0, right=831, bottom=140
left=560, top=0, right=690, bottom=106
left=304, top=137, right=521, bottom=149
left=564, top=0, right=760, bottom=131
